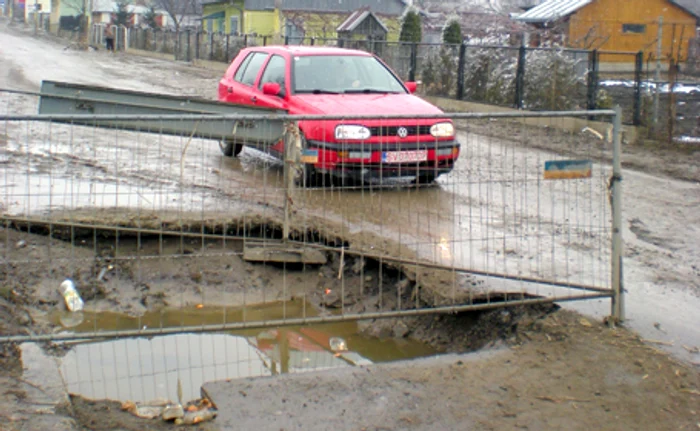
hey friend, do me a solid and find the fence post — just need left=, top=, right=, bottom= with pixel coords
left=456, top=42, right=466, bottom=100
left=284, top=34, right=289, bottom=45
left=610, top=105, right=624, bottom=324
left=263, top=35, right=268, bottom=46
left=586, top=49, right=599, bottom=113
left=633, top=51, right=643, bottom=126
left=653, top=16, right=663, bottom=132
left=195, top=31, right=200, bottom=60
left=282, top=123, right=297, bottom=242
left=409, top=42, right=418, bottom=82
left=514, top=44, right=526, bottom=109
left=225, top=34, right=230, bottom=62
left=187, top=30, right=191, bottom=62
left=310, top=37, right=315, bottom=46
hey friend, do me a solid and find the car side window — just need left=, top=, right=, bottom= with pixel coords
left=233, top=53, right=254, bottom=82
left=240, top=53, right=269, bottom=86
left=258, top=55, right=287, bottom=92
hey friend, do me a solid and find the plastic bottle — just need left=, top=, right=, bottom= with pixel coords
left=59, top=279, right=84, bottom=312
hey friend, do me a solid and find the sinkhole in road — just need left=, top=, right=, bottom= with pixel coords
left=48, top=302, right=438, bottom=403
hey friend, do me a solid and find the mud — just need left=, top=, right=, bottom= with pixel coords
left=1, top=18, right=699, bottom=431
left=454, top=117, right=700, bottom=183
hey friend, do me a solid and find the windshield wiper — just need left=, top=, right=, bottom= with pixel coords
left=297, top=89, right=342, bottom=94
left=343, top=88, right=400, bottom=94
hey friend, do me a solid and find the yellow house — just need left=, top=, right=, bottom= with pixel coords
left=515, top=0, right=699, bottom=62
left=200, top=0, right=406, bottom=41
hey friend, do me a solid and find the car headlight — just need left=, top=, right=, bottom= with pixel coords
left=430, top=122, right=454, bottom=138
left=335, top=125, right=371, bottom=140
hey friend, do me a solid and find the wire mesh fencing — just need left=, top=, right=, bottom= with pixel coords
left=0, top=87, right=623, bottom=404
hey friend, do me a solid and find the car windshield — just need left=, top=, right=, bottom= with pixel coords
left=293, top=55, right=406, bottom=94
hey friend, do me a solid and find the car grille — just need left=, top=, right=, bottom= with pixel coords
left=367, top=125, right=432, bottom=137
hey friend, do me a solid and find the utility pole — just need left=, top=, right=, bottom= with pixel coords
left=80, top=0, right=90, bottom=47
left=32, top=0, right=37, bottom=35
left=653, top=16, right=663, bottom=133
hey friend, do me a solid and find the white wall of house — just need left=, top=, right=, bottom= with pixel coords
left=24, top=0, right=52, bottom=20
left=91, top=11, right=110, bottom=23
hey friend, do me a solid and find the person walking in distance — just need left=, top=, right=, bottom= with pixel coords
left=105, top=25, right=115, bottom=52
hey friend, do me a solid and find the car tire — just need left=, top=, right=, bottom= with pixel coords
left=221, top=140, right=243, bottom=157
left=300, top=164, right=318, bottom=187
left=414, top=173, right=437, bottom=185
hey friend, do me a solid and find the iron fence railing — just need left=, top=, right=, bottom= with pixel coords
left=78, top=24, right=700, bottom=137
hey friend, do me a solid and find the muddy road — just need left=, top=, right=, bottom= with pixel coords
left=0, top=20, right=699, bottom=431
left=1, top=22, right=698, bottom=362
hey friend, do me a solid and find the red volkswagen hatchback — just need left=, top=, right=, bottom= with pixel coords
left=218, top=45, right=460, bottom=184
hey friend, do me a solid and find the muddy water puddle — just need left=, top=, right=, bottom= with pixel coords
left=46, top=302, right=436, bottom=403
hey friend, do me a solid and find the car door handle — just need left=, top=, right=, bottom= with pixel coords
left=227, top=86, right=233, bottom=93
left=250, top=96, right=257, bottom=102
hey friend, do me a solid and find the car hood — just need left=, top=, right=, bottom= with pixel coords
left=292, top=93, right=444, bottom=116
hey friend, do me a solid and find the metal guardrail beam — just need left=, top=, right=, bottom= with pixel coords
left=36, top=81, right=287, bottom=145
left=3, top=111, right=618, bottom=123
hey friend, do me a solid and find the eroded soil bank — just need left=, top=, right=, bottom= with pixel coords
left=1, top=224, right=699, bottom=430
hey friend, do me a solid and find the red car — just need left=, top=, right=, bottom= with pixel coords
left=218, top=46, right=460, bottom=184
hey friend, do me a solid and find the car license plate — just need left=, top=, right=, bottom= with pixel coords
left=382, top=150, right=427, bottom=164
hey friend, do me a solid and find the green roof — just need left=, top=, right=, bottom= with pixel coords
left=202, top=11, right=226, bottom=20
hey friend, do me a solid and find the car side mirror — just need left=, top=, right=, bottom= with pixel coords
left=404, top=81, right=418, bottom=94
left=262, top=82, right=282, bottom=97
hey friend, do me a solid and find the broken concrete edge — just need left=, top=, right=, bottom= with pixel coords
left=3, top=209, right=489, bottom=305
left=243, top=245, right=328, bottom=265
left=199, top=349, right=506, bottom=415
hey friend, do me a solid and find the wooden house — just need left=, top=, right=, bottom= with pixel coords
left=515, top=0, right=699, bottom=63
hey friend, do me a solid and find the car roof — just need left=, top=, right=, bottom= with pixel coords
left=246, top=45, right=373, bottom=57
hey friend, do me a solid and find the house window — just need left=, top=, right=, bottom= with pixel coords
left=622, top=24, right=646, bottom=34
left=230, top=16, right=239, bottom=35
left=206, top=19, right=213, bottom=32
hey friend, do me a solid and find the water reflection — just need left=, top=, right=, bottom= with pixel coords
left=57, top=305, right=436, bottom=403
left=61, top=334, right=270, bottom=403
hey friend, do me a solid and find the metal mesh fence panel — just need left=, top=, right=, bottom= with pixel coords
left=0, top=87, right=621, bottom=407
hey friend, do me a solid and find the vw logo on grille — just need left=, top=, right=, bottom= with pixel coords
left=397, top=127, right=409, bottom=138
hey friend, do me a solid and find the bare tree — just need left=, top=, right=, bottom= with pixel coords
left=152, top=0, right=198, bottom=33
left=61, top=0, right=89, bottom=45
left=61, top=0, right=88, bottom=18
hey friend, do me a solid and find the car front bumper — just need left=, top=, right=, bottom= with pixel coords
left=305, top=139, right=460, bottom=181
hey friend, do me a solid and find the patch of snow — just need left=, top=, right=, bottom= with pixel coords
left=674, top=136, right=700, bottom=144
left=600, top=80, right=700, bottom=94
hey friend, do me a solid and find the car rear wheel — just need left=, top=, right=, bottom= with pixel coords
left=220, top=140, right=243, bottom=157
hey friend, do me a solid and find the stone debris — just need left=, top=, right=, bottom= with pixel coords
left=121, top=398, right=217, bottom=425
left=161, top=404, right=184, bottom=421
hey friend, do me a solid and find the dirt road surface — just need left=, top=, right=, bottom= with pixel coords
left=1, top=21, right=698, bottom=359
left=0, top=20, right=699, bottom=430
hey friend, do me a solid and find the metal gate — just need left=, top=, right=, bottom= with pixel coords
left=0, top=83, right=623, bottom=402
